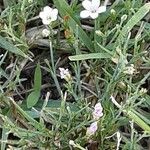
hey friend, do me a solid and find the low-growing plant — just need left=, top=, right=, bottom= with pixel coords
left=0, top=0, right=150, bottom=149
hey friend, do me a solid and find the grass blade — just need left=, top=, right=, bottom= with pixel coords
left=119, top=3, right=150, bottom=38
left=1, top=128, right=8, bottom=150
left=126, top=109, right=150, bottom=132
left=69, top=53, right=111, bottom=61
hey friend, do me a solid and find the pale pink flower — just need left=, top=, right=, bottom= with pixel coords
left=92, top=102, right=103, bottom=120
left=59, top=68, right=71, bottom=81
left=86, top=121, right=98, bottom=136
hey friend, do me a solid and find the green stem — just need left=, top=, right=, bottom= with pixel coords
left=49, top=41, right=62, bottom=98
left=94, top=19, right=100, bottom=52
left=125, top=109, right=150, bottom=132
left=75, top=25, right=81, bottom=98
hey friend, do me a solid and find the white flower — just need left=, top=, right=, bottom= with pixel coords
left=42, top=29, right=50, bottom=37
left=59, top=68, right=71, bottom=81
left=139, top=88, right=147, bottom=94
left=123, top=64, right=135, bottom=75
left=39, top=6, right=58, bottom=25
left=86, top=121, right=98, bottom=136
left=80, top=0, right=106, bottom=19
left=92, top=102, right=103, bottom=120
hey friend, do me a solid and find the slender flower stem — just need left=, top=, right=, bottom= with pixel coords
left=75, top=25, right=82, bottom=98
left=49, top=41, right=62, bottom=98
left=94, top=19, right=100, bottom=52
left=48, top=25, right=63, bottom=99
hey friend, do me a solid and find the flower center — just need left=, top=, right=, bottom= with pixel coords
left=90, top=6, right=97, bottom=13
left=91, top=10, right=97, bottom=13
left=46, top=14, right=52, bottom=20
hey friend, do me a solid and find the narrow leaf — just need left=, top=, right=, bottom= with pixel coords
left=0, top=35, right=30, bottom=59
left=127, top=110, right=150, bottom=132
left=120, top=3, right=150, bottom=37
left=34, top=63, right=41, bottom=91
left=9, top=97, right=45, bottom=131
left=25, top=100, right=79, bottom=118
left=27, top=63, right=42, bottom=108
left=69, top=53, right=111, bottom=61
left=1, top=128, right=8, bottom=150
left=27, top=90, right=40, bottom=108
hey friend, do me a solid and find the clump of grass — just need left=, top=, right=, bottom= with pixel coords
left=0, top=0, right=150, bottom=149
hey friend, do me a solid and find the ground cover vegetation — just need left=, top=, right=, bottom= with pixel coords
left=0, top=0, right=150, bottom=149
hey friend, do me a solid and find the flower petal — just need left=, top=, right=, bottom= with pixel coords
left=82, top=0, right=92, bottom=10
left=90, top=12, right=99, bottom=19
left=43, top=6, right=52, bottom=13
left=97, top=6, right=106, bottom=14
left=91, top=0, right=100, bottom=9
left=51, top=9, right=58, bottom=16
left=42, top=18, right=51, bottom=25
left=86, top=122, right=98, bottom=136
left=51, top=9, right=58, bottom=21
left=39, top=11, right=45, bottom=19
left=59, top=68, right=70, bottom=79
left=93, top=111, right=103, bottom=120
left=94, top=102, right=103, bottom=111
left=80, top=10, right=90, bottom=18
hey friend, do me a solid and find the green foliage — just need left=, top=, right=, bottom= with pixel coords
left=54, top=0, right=94, bottom=51
left=0, top=0, right=150, bottom=149
left=69, top=52, right=111, bottom=61
left=27, top=63, right=41, bottom=108
left=26, top=90, right=41, bottom=108
left=121, top=3, right=150, bottom=37
left=0, top=35, right=29, bottom=59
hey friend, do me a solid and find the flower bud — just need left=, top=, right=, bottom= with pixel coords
left=121, top=14, right=127, bottom=22
left=110, top=9, right=116, bottom=15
